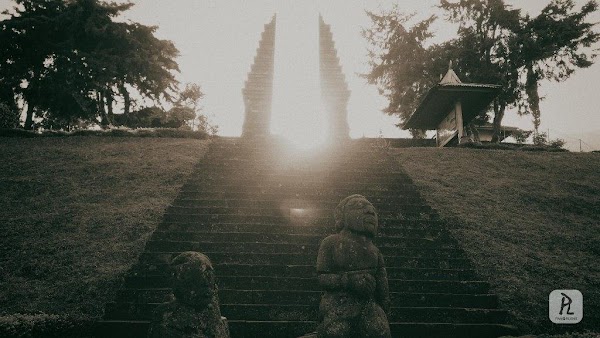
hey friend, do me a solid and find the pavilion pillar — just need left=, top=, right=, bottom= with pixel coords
left=242, top=15, right=276, bottom=138
left=455, top=100, right=464, bottom=143
left=319, top=15, right=350, bottom=142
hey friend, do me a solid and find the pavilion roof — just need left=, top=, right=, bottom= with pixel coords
left=402, top=67, right=501, bottom=130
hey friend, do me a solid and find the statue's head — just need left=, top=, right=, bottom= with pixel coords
left=170, top=251, right=216, bottom=309
left=334, top=194, right=378, bottom=237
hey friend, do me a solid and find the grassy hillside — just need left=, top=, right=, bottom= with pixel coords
left=391, top=148, right=600, bottom=334
left=2, top=138, right=598, bottom=336
left=0, top=137, right=209, bottom=320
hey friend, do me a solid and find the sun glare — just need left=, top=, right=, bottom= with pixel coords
left=271, top=6, right=327, bottom=150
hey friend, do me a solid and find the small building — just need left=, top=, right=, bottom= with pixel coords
left=403, top=65, right=501, bottom=147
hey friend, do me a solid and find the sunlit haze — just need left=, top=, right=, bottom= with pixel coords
left=1, top=0, right=599, bottom=150
left=271, top=2, right=326, bottom=149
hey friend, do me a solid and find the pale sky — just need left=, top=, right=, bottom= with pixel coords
left=2, top=0, right=599, bottom=150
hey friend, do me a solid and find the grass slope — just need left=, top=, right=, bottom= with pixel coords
left=392, top=148, right=600, bottom=334
left=0, top=137, right=209, bottom=319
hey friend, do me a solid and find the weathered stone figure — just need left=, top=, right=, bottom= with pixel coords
left=148, top=251, right=229, bottom=338
left=316, top=194, right=391, bottom=338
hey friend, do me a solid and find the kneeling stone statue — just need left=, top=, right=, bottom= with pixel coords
left=148, top=251, right=229, bottom=338
left=316, top=194, right=391, bottom=338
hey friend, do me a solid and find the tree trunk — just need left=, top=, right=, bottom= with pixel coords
left=24, top=103, right=34, bottom=130
left=105, top=89, right=114, bottom=123
left=97, top=91, right=109, bottom=127
left=119, top=83, right=130, bottom=116
left=491, top=100, right=505, bottom=143
left=525, top=63, right=541, bottom=133
left=466, top=121, right=481, bottom=143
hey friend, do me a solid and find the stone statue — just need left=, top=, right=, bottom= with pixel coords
left=316, top=194, right=391, bottom=338
left=148, top=251, right=229, bottom=338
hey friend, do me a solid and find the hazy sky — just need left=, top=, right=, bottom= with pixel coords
left=2, top=0, right=599, bottom=149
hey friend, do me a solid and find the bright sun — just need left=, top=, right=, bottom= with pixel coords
left=270, top=7, right=327, bottom=150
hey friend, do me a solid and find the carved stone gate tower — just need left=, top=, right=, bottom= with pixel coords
left=241, top=15, right=276, bottom=138
left=241, top=15, right=350, bottom=141
left=319, top=15, right=350, bottom=142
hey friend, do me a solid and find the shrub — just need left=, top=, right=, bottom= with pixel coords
left=512, top=129, right=533, bottom=144
left=548, top=138, right=566, bottom=149
left=530, top=132, right=565, bottom=148
left=0, top=103, right=20, bottom=129
left=533, top=132, right=549, bottom=146
left=0, top=129, right=37, bottom=137
left=0, top=127, right=210, bottom=139
left=456, top=141, right=568, bottom=152
left=0, top=313, right=93, bottom=338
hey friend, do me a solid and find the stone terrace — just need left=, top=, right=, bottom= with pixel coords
left=96, top=137, right=518, bottom=337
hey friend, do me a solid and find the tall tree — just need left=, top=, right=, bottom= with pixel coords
left=515, top=0, right=599, bottom=135
left=0, top=0, right=180, bottom=129
left=439, top=0, right=522, bottom=142
left=0, top=0, right=68, bottom=129
left=362, top=8, right=447, bottom=138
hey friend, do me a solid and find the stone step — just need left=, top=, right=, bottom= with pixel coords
left=95, top=319, right=517, bottom=338
left=226, top=321, right=519, bottom=338
left=205, top=141, right=382, bottom=151
left=201, top=147, right=393, bottom=158
left=93, top=320, right=150, bottom=338
left=104, top=302, right=504, bottom=323
left=192, top=161, right=401, bottom=172
left=128, top=264, right=477, bottom=281
left=184, top=171, right=410, bottom=184
left=150, top=230, right=450, bottom=244
left=115, top=288, right=498, bottom=308
left=223, top=305, right=506, bottom=323
left=206, top=145, right=385, bottom=155
left=200, top=148, right=397, bottom=158
left=139, top=252, right=473, bottom=269
left=199, top=150, right=399, bottom=164
left=228, top=277, right=487, bottom=294
left=161, top=213, right=438, bottom=226
left=170, top=197, right=427, bottom=209
left=143, top=239, right=459, bottom=254
left=165, top=205, right=433, bottom=218
left=156, top=223, right=449, bottom=241
left=174, top=191, right=424, bottom=205
left=190, top=167, right=402, bottom=177
left=183, top=174, right=414, bottom=186
left=157, top=219, right=448, bottom=232
left=179, top=182, right=423, bottom=194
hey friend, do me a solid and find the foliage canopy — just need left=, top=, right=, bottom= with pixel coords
left=364, top=0, right=599, bottom=141
left=0, top=0, right=181, bottom=130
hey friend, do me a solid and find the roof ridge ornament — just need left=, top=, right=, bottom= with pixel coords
left=439, top=60, right=462, bottom=85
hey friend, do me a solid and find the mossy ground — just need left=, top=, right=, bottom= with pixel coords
left=0, top=137, right=209, bottom=319
left=392, top=148, right=600, bottom=335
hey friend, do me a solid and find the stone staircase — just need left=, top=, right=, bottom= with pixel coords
left=96, top=137, right=518, bottom=337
